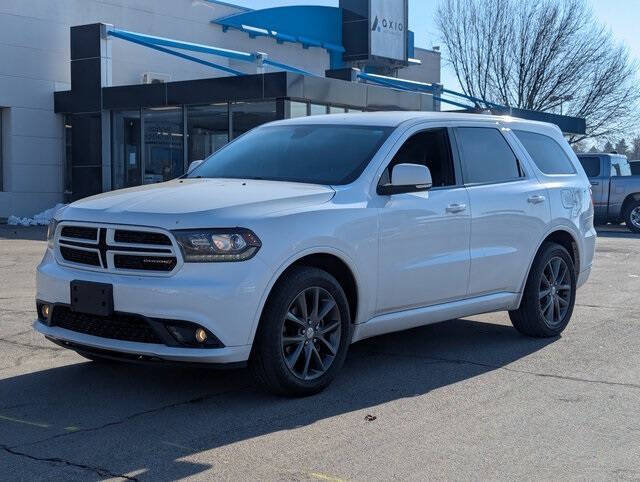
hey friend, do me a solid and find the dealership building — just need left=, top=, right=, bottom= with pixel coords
left=0, top=0, right=583, bottom=218
left=0, top=0, right=443, bottom=217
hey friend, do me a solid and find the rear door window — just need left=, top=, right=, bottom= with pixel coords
left=513, top=130, right=576, bottom=175
left=578, top=156, right=601, bottom=177
left=454, top=127, right=522, bottom=184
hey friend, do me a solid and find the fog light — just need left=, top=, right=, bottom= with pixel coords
left=37, top=301, right=54, bottom=325
left=195, top=328, right=207, bottom=343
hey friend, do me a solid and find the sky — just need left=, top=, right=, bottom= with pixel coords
left=224, top=0, right=640, bottom=95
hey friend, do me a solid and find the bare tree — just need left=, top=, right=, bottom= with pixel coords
left=435, top=0, right=640, bottom=143
left=615, top=138, right=630, bottom=157
left=631, top=136, right=640, bottom=160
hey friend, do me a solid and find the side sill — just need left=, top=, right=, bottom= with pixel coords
left=351, top=292, right=518, bottom=343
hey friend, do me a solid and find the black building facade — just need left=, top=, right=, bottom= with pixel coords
left=54, top=24, right=437, bottom=201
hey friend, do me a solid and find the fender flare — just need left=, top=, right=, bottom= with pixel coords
left=245, top=246, right=364, bottom=346
left=513, top=225, right=581, bottom=309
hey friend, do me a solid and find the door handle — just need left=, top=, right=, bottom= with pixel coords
left=446, top=203, right=467, bottom=213
left=527, top=195, right=546, bottom=204
left=590, top=181, right=599, bottom=186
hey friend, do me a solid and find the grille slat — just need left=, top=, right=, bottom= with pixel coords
left=114, top=230, right=172, bottom=246
left=60, top=247, right=101, bottom=266
left=52, top=306, right=162, bottom=344
left=61, top=226, right=98, bottom=240
left=114, top=254, right=177, bottom=272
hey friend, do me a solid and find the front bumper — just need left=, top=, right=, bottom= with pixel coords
left=36, top=249, right=272, bottom=362
left=35, top=321, right=251, bottom=364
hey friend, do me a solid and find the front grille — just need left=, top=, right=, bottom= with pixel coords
left=55, top=223, right=180, bottom=275
left=114, top=254, right=177, bottom=272
left=61, top=226, right=98, bottom=240
left=60, top=247, right=100, bottom=266
left=114, top=230, right=171, bottom=245
left=51, top=306, right=162, bottom=344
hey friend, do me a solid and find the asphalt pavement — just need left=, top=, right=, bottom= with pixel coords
left=1, top=224, right=639, bottom=481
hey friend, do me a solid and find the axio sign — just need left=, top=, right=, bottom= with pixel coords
left=370, top=0, right=407, bottom=61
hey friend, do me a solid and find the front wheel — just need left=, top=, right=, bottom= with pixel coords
left=624, top=200, right=640, bottom=233
left=250, top=266, right=351, bottom=396
left=509, top=242, right=576, bottom=337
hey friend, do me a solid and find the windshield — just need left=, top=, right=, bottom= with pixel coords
left=188, top=124, right=393, bottom=185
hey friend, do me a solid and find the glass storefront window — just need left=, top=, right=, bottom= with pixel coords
left=329, top=106, right=347, bottom=114
left=143, top=107, right=184, bottom=184
left=187, top=104, right=228, bottom=164
left=63, top=115, right=72, bottom=201
left=310, top=104, right=328, bottom=116
left=231, top=101, right=277, bottom=140
left=111, top=110, right=141, bottom=190
left=288, top=101, right=308, bottom=118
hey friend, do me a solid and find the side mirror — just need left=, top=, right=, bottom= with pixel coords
left=187, top=160, right=204, bottom=174
left=377, top=163, right=433, bottom=195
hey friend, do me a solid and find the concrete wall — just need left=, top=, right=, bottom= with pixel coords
left=0, top=0, right=441, bottom=217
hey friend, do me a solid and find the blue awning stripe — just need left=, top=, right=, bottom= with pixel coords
left=108, top=28, right=254, bottom=62
left=107, top=30, right=244, bottom=76
left=263, top=58, right=315, bottom=76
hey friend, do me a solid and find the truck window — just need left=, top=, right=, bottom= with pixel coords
left=513, top=130, right=576, bottom=175
left=611, top=157, right=632, bottom=177
left=578, top=157, right=600, bottom=177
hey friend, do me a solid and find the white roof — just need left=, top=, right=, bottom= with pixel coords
left=270, top=111, right=560, bottom=133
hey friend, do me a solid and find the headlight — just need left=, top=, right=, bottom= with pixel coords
left=47, top=219, right=58, bottom=249
left=172, top=228, right=261, bottom=262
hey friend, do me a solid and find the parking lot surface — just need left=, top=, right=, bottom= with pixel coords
left=1, top=225, right=639, bottom=481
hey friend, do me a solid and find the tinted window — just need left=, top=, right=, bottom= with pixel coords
left=578, top=156, right=600, bottom=177
left=455, top=127, right=521, bottom=184
left=631, top=162, right=640, bottom=176
left=189, top=124, right=392, bottom=185
left=385, top=129, right=456, bottom=187
left=514, top=130, right=576, bottom=175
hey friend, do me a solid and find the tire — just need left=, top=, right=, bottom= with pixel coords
left=624, top=199, right=640, bottom=233
left=509, top=242, right=576, bottom=338
left=250, top=266, right=351, bottom=397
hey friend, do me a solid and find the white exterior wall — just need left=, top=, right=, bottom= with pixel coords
left=402, top=47, right=441, bottom=85
left=0, top=0, right=440, bottom=217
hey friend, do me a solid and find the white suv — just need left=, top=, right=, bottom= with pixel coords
left=35, top=112, right=596, bottom=396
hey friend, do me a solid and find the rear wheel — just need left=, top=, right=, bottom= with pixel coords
left=509, top=242, right=576, bottom=337
left=250, top=266, right=351, bottom=397
left=624, top=200, right=640, bottom=233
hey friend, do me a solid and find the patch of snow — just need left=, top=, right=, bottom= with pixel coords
left=7, top=204, right=67, bottom=226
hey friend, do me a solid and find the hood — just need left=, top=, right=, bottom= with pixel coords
left=60, top=179, right=335, bottom=228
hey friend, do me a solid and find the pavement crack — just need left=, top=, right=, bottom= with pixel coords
left=0, top=338, right=63, bottom=351
left=365, top=351, right=640, bottom=390
left=15, top=385, right=251, bottom=450
left=1, top=444, right=137, bottom=480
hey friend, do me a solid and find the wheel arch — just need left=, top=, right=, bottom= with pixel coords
left=514, top=228, right=580, bottom=308
left=247, top=248, right=361, bottom=346
left=621, top=192, right=640, bottom=216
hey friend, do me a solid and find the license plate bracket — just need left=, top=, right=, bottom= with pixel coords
left=70, top=281, right=114, bottom=317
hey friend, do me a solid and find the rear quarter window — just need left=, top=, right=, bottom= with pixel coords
left=513, top=130, right=576, bottom=175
